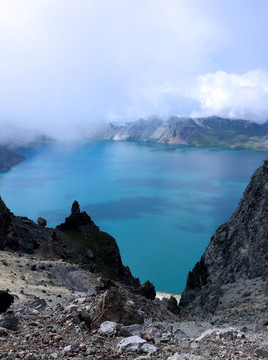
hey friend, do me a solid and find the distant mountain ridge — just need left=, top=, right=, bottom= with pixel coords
left=0, top=147, right=25, bottom=171
left=98, top=116, right=268, bottom=150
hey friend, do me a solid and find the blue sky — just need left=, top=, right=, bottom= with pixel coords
left=0, top=0, right=267, bottom=140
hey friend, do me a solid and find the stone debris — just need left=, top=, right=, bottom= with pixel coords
left=195, top=327, right=246, bottom=342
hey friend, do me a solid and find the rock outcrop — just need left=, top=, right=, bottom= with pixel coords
left=91, top=287, right=144, bottom=328
left=0, top=197, right=51, bottom=253
left=0, top=197, right=21, bottom=251
left=0, top=197, right=139, bottom=286
left=179, top=159, right=268, bottom=317
left=47, top=200, right=138, bottom=286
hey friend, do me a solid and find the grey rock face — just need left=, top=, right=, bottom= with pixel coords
left=179, top=159, right=268, bottom=317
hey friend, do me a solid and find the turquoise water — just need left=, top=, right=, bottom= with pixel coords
left=0, top=140, right=267, bottom=293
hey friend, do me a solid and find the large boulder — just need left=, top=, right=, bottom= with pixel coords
left=179, top=159, right=268, bottom=317
left=91, top=287, right=144, bottom=328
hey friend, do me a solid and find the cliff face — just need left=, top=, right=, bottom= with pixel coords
left=99, top=116, right=268, bottom=150
left=179, top=159, right=268, bottom=317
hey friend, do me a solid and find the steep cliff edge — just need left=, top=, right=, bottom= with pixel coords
left=179, top=159, right=268, bottom=318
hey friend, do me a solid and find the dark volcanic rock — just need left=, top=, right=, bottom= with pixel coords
left=0, top=197, right=21, bottom=251
left=0, top=197, right=51, bottom=253
left=0, top=198, right=150, bottom=291
left=0, top=146, right=25, bottom=171
left=91, top=287, right=144, bottom=328
left=179, top=159, right=268, bottom=317
left=134, top=280, right=156, bottom=300
left=40, top=201, right=137, bottom=286
left=167, top=296, right=180, bottom=315
left=0, top=291, right=14, bottom=313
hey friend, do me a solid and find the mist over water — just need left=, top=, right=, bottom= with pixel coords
left=0, top=140, right=267, bottom=293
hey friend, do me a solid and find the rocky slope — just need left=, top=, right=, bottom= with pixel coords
left=179, top=159, right=268, bottom=320
left=97, top=116, right=268, bottom=150
left=0, top=146, right=25, bottom=171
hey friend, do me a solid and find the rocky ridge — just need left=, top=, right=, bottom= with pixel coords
left=96, top=116, right=268, bottom=150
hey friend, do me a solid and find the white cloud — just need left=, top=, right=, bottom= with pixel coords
left=0, top=0, right=267, bottom=140
left=189, top=70, right=268, bottom=122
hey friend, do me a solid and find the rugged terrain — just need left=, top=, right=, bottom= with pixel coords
left=179, top=159, right=268, bottom=320
left=96, top=116, right=268, bottom=150
left=0, top=160, right=267, bottom=359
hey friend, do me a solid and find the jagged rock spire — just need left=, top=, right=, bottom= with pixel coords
left=71, top=200, right=80, bottom=215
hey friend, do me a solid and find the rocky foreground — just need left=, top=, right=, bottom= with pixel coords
left=0, top=160, right=267, bottom=359
left=0, top=250, right=267, bottom=360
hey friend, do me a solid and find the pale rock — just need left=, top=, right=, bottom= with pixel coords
left=141, top=343, right=158, bottom=354
left=99, top=321, right=118, bottom=336
left=195, top=327, right=246, bottom=342
left=63, top=345, right=72, bottom=353
left=118, top=335, right=147, bottom=352
left=65, top=304, right=79, bottom=313
left=126, top=300, right=136, bottom=308
left=75, top=297, right=87, bottom=305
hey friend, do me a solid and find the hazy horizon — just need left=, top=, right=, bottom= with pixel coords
left=0, top=0, right=268, bottom=142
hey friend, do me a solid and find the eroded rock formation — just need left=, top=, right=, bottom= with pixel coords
left=179, top=159, right=268, bottom=317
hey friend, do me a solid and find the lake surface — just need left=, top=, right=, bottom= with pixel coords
left=0, top=140, right=267, bottom=293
